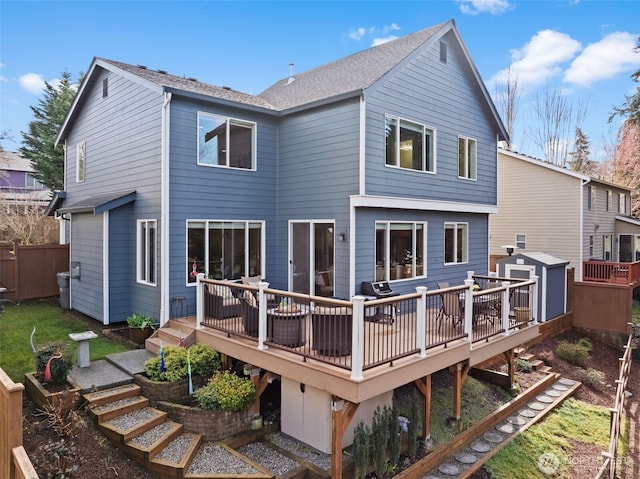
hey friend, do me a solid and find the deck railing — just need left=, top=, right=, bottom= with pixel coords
left=196, top=272, right=538, bottom=379
left=583, top=260, right=640, bottom=284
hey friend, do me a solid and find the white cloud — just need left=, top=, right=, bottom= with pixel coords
left=564, top=32, right=640, bottom=87
left=348, top=24, right=401, bottom=46
left=19, top=73, right=46, bottom=94
left=489, top=30, right=581, bottom=91
left=348, top=28, right=367, bottom=41
left=458, top=0, right=513, bottom=15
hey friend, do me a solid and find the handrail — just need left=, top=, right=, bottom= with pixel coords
left=583, top=260, right=640, bottom=284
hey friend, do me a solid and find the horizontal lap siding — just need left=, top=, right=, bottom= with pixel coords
left=168, top=99, right=279, bottom=309
left=492, top=153, right=581, bottom=271
left=364, top=30, right=497, bottom=205
left=355, top=209, right=489, bottom=295
left=70, top=213, right=103, bottom=320
left=109, top=205, right=133, bottom=322
left=275, top=100, right=361, bottom=295
left=65, top=68, right=164, bottom=322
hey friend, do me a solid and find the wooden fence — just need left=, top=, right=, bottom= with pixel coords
left=594, top=326, right=634, bottom=479
left=0, top=368, right=38, bottom=479
left=0, top=243, right=69, bottom=302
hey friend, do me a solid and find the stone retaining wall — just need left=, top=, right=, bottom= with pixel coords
left=133, top=373, right=207, bottom=406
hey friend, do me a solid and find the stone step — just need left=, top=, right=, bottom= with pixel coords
left=84, top=383, right=141, bottom=408
left=100, top=406, right=168, bottom=443
left=149, top=432, right=202, bottom=479
left=126, top=420, right=185, bottom=462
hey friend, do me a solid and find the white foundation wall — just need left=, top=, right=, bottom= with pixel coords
left=280, top=377, right=393, bottom=454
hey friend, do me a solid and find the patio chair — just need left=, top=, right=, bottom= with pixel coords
left=311, top=306, right=352, bottom=356
left=437, top=282, right=450, bottom=290
left=240, top=291, right=259, bottom=337
left=204, top=284, right=241, bottom=319
left=437, top=290, right=463, bottom=332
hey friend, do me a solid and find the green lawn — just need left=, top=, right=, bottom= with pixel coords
left=0, top=299, right=131, bottom=382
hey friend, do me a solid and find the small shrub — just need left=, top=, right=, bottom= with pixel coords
left=194, top=370, right=255, bottom=411
left=575, top=367, right=607, bottom=391
left=371, top=406, right=389, bottom=478
left=34, top=439, right=78, bottom=479
left=406, top=392, right=421, bottom=458
left=126, top=312, right=157, bottom=329
left=144, top=344, right=220, bottom=382
left=35, top=342, right=73, bottom=384
left=556, top=340, right=591, bottom=367
left=352, top=421, right=370, bottom=479
left=537, top=349, right=554, bottom=363
left=515, top=357, right=533, bottom=372
left=578, top=337, right=593, bottom=351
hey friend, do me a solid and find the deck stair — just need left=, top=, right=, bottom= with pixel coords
left=405, top=373, right=581, bottom=479
left=146, top=319, right=198, bottom=354
left=83, top=383, right=276, bottom=479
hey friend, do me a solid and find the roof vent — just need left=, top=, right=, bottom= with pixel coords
left=287, top=62, right=295, bottom=85
left=157, top=69, right=167, bottom=74
left=222, top=86, right=232, bottom=90
left=137, top=65, right=148, bottom=70
left=187, top=77, right=198, bottom=82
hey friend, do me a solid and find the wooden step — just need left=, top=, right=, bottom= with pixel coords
left=518, top=353, right=534, bottom=362
left=538, top=365, right=553, bottom=374
left=89, top=395, right=149, bottom=424
left=100, top=406, right=168, bottom=443
left=146, top=326, right=196, bottom=353
left=84, top=383, right=141, bottom=408
left=126, top=420, right=184, bottom=461
left=514, top=347, right=526, bottom=357
left=530, top=359, right=545, bottom=370
left=148, top=432, right=202, bottom=479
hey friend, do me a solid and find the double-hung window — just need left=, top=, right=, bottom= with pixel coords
left=458, top=136, right=477, bottom=180
left=137, top=220, right=157, bottom=285
left=375, top=222, right=426, bottom=281
left=444, top=222, right=468, bottom=264
left=385, top=116, right=435, bottom=172
left=198, top=112, right=256, bottom=169
left=25, top=173, right=43, bottom=188
left=515, top=234, right=526, bottom=250
left=187, top=220, right=263, bottom=283
left=603, top=234, right=612, bottom=261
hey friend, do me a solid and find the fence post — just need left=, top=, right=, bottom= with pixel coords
left=416, top=286, right=427, bottom=357
left=351, top=296, right=365, bottom=380
left=257, top=282, right=269, bottom=350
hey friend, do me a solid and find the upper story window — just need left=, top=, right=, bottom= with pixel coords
left=385, top=116, right=435, bottom=173
left=606, top=190, right=611, bottom=211
left=444, top=222, right=468, bottom=264
left=102, top=78, right=108, bottom=98
left=619, top=193, right=626, bottom=214
left=603, top=234, right=612, bottom=261
left=198, top=112, right=256, bottom=170
left=458, top=136, right=477, bottom=180
left=25, top=173, right=43, bottom=189
left=375, top=222, right=426, bottom=281
left=187, top=220, right=263, bottom=284
left=76, top=142, right=85, bottom=182
left=137, top=219, right=157, bottom=286
left=515, top=234, right=526, bottom=250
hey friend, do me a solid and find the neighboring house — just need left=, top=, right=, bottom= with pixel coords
left=0, top=149, right=51, bottom=206
left=490, top=148, right=638, bottom=280
left=48, top=19, right=507, bottom=325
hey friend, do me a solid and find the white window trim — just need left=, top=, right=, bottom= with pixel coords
left=197, top=112, right=257, bottom=170
left=375, top=221, right=427, bottom=282
left=444, top=222, right=469, bottom=265
left=457, top=136, right=477, bottom=180
left=137, top=219, right=157, bottom=286
left=384, top=115, right=436, bottom=174
left=76, top=142, right=86, bottom=183
left=515, top=234, right=526, bottom=250
left=185, top=219, right=265, bottom=286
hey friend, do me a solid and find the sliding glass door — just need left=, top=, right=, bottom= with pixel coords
left=289, top=221, right=334, bottom=297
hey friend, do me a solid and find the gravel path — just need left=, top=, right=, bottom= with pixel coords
left=238, top=441, right=301, bottom=475
left=187, top=443, right=261, bottom=475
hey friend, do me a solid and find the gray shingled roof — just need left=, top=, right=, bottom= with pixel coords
left=259, top=21, right=449, bottom=111
left=100, top=20, right=449, bottom=113
left=99, top=58, right=276, bottom=110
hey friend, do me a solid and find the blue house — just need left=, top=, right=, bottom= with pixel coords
left=50, top=19, right=507, bottom=326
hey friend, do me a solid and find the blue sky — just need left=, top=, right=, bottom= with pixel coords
left=1, top=0, right=639, bottom=162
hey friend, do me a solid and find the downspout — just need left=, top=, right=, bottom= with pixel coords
left=160, top=92, right=172, bottom=326
left=351, top=94, right=366, bottom=297
left=579, top=178, right=591, bottom=281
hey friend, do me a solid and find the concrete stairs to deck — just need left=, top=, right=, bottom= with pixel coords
left=83, top=383, right=273, bottom=479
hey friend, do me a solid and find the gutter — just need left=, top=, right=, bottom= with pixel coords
left=160, top=92, right=172, bottom=325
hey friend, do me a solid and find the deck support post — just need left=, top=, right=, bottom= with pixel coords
left=451, top=361, right=470, bottom=420
left=331, top=397, right=358, bottom=479
left=503, top=348, right=515, bottom=388
left=414, top=374, right=432, bottom=440
left=249, top=367, right=272, bottom=416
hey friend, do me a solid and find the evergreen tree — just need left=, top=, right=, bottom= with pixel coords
left=610, top=36, right=640, bottom=126
left=568, top=127, right=598, bottom=176
left=19, top=70, right=79, bottom=191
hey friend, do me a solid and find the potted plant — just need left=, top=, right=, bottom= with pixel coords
left=127, top=312, right=157, bottom=344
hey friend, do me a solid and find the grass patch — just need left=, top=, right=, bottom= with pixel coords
left=632, top=302, right=640, bottom=326
left=485, top=398, right=628, bottom=479
left=0, top=300, right=131, bottom=382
